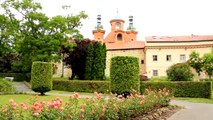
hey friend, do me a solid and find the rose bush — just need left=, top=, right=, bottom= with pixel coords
left=0, top=88, right=171, bottom=120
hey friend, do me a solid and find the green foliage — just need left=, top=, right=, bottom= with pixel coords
left=64, top=40, right=106, bottom=80
left=31, top=62, right=53, bottom=95
left=203, top=49, right=213, bottom=78
left=92, top=42, right=105, bottom=80
left=0, top=73, right=31, bottom=82
left=85, top=42, right=94, bottom=80
left=0, top=53, right=19, bottom=73
left=110, top=56, right=140, bottom=95
left=166, top=63, right=194, bottom=81
left=1, top=0, right=87, bottom=73
left=0, top=78, right=16, bottom=93
left=53, top=80, right=110, bottom=93
left=188, top=51, right=203, bottom=75
left=149, top=76, right=168, bottom=82
left=140, top=81, right=212, bottom=98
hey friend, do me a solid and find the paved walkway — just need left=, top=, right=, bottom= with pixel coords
left=12, top=82, right=213, bottom=120
left=12, top=82, right=32, bottom=93
left=168, top=100, right=213, bottom=120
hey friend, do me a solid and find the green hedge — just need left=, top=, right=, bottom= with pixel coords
left=140, top=81, right=212, bottom=98
left=0, top=78, right=16, bottom=93
left=110, top=56, right=140, bottom=95
left=31, top=62, right=52, bottom=95
left=0, top=73, right=31, bottom=82
left=53, top=80, right=110, bottom=93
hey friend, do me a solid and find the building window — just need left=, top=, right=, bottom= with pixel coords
left=153, top=55, right=158, bottom=61
left=166, top=55, right=171, bottom=61
left=117, top=34, right=122, bottom=41
left=153, top=70, right=158, bottom=76
left=141, top=60, right=144, bottom=64
left=180, top=54, right=186, bottom=62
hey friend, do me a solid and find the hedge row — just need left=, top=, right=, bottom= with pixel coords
left=0, top=73, right=31, bottom=82
left=0, top=78, right=16, bottom=93
left=53, top=80, right=110, bottom=93
left=53, top=80, right=212, bottom=98
left=140, top=81, right=212, bottom=98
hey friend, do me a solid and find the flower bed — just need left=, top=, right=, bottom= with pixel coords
left=0, top=88, right=171, bottom=120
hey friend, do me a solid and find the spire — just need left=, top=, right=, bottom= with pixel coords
left=127, top=13, right=136, bottom=30
left=113, top=8, right=122, bottom=20
left=95, top=8, right=103, bottom=30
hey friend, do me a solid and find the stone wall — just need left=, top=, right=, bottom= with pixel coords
left=53, top=61, right=71, bottom=78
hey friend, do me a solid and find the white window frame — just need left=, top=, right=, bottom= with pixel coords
left=180, top=54, right=186, bottom=62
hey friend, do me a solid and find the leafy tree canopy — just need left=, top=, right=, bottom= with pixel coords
left=0, top=0, right=87, bottom=73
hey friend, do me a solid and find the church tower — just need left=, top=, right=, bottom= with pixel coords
left=93, top=14, right=105, bottom=42
left=126, top=15, right=138, bottom=41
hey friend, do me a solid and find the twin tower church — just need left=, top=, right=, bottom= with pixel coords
left=55, top=13, right=213, bottom=79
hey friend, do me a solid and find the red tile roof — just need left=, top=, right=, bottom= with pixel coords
left=146, top=35, right=213, bottom=42
left=106, top=41, right=145, bottom=50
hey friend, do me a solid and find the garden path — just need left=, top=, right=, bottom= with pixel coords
left=12, top=82, right=32, bottom=93
left=168, top=100, right=213, bottom=120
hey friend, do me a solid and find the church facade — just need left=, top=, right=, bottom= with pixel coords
left=92, top=14, right=213, bottom=79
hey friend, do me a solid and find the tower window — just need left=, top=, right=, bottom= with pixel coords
left=116, top=22, right=121, bottom=29
left=117, top=34, right=122, bottom=41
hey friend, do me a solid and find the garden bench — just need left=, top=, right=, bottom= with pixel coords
left=4, top=77, right=14, bottom=81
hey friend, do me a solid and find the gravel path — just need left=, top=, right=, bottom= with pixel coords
left=12, top=82, right=32, bottom=93
left=168, top=100, right=213, bottom=120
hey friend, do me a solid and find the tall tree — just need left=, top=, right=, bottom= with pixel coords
left=1, top=0, right=87, bottom=73
left=93, top=42, right=105, bottom=80
left=188, top=51, right=203, bottom=76
left=85, top=42, right=94, bottom=80
left=203, top=49, right=213, bottom=78
left=63, top=40, right=106, bottom=80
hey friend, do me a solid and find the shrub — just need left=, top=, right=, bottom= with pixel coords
left=166, top=63, right=194, bottom=81
left=0, top=78, right=16, bottom=93
left=53, top=80, right=110, bottom=93
left=110, top=56, right=140, bottom=95
left=140, top=81, right=212, bottom=98
left=0, top=73, right=31, bottom=82
left=31, top=62, right=52, bottom=95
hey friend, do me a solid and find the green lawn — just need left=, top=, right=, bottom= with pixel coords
left=0, top=94, right=70, bottom=106
left=174, top=97, right=213, bottom=104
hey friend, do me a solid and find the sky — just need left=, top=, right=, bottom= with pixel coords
left=3, top=0, right=213, bottom=40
